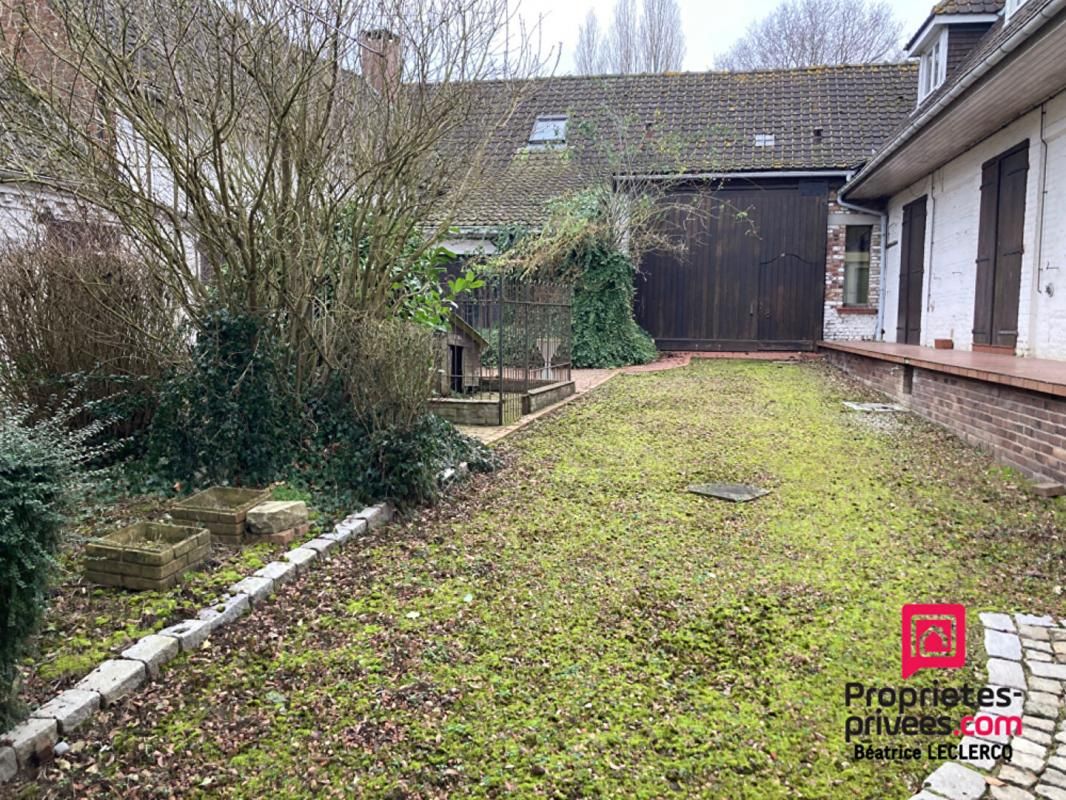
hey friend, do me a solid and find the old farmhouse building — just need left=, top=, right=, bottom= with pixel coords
left=451, top=63, right=919, bottom=350
left=1, top=0, right=1064, bottom=486
left=825, top=0, right=1066, bottom=486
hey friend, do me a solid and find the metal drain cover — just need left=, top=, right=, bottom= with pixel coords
left=687, top=483, right=769, bottom=503
left=843, top=401, right=905, bottom=413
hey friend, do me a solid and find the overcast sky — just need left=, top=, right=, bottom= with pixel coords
left=516, top=0, right=935, bottom=73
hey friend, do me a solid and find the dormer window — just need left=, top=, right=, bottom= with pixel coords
left=918, top=29, right=948, bottom=102
left=1005, top=0, right=1030, bottom=19
left=528, top=115, right=567, bottom=149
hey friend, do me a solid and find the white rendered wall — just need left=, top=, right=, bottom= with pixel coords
left=880, top=90, right=1066, bottom=359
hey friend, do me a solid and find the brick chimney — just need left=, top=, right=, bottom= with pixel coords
left=1, top=0, right=65, bottom=75
left=1, top=0, right=96, bottom=124
left=359, top=29, right=401, bottom=95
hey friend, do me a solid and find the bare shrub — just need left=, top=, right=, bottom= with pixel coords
left=329, top=315, right=434, bottom=431
left=0, top=0, right=547, bottom=399
left=0, top=224, right=181, bottom=437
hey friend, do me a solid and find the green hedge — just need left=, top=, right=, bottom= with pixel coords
left=0, top=407, right=101, bottom=727
left=144, top=310, right=495, bottom=510
left=147, top=309, right=300, bottom=488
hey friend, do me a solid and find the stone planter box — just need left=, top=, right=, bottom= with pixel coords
left=171, top=487, right=272, bottom=546
left=522, top=380, right=575, bottom=415
left=85, top=523, right=210, bottom=591
left=245, top=501, right=311, bottom=546
left=429, top=396, right=514, bottom=426
left=432, top=378, right=576, bottom=427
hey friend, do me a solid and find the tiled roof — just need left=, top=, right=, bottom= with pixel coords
left=906, top=1, right=1002, bottom=52
left=449, top=63, right=918, bottom=228
left=932, top=0, right=1004, bottom=14
left=846, top=0, right=1061, bottom=199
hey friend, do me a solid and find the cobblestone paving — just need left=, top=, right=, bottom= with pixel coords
left=913, top=614, right=1066, bottom=800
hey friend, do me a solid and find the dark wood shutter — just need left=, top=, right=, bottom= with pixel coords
left=973, top=141, right=1029, bottom=349
left=993, top=146, right=1029, bottom=349
left=972, top=161, right=999, bottom=346
left=897, top=196, right=927, bottom=345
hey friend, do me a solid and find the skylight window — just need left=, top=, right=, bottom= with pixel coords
left=754, top=133, right=776, bottom=147
left=528, top=115, right=567, bottom=148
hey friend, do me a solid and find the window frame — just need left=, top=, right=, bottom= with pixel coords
left=917, top=28, right=948, bottom=103
left=528, top=115, right=568, bottom=149
left=843, top=224, right=873, bottom=307
left=1005, top=0, right=1029, bottom=20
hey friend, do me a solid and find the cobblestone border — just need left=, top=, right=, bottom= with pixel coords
left=911, top=612, right=1066, bottom=800
left=0, top=494, right=415, bottom=784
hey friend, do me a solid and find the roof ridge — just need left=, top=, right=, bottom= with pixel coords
left=471, top=62, right=917, bottom=89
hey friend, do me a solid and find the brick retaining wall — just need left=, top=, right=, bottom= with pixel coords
left=825, top=348, right=1066, bottom=485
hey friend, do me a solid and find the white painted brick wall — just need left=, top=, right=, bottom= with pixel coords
left=882, top=180, right=928, bottom=344
left=0, top=184, right=81, bottom=244
left=823, top=304, right=879, bottom=339
left=881, top=91, right=1066, bottom=359
left=0, top=125, right=201, bottom=276
left=1029, top=92, right=1066, bottom=360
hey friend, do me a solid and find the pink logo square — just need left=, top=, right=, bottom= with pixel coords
left=902, top=604, right=966, bottom=679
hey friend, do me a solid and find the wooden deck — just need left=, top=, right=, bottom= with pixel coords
left=819, top=340, right=1066, bottom=400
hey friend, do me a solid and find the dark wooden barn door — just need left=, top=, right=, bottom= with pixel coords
left=973, top=142, right=1029, bottom=351
left=756, top=183, right=828, bottom=344
left=896, top=196, right=927, bottom=345
left=635, top=181, right=827, bottom=350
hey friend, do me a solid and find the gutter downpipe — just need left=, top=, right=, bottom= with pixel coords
left=845, top=0, right=1066, bottom=199
left=838, top=176, right=890, bottom=342
left=1029, top=103, right=1050, bottom=355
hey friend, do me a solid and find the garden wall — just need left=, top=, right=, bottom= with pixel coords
left=825, top=348, right=1066, bottom=486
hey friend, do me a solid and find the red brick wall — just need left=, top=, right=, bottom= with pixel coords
left=825, top=349, right=1066, bottom=485
left=826, top=349, right=904, bottom=399
left=1, top=0, right=101, bottom=133
left=823, top=190, right=882, bottom=341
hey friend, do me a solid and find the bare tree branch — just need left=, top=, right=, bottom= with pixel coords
left=574, top=9, right=601, bottom=75
left=637, top=0, right=684, bottom=73
left=603, top=0, right=637, bottom=73
left=0, top=0, right=547, bottom=396
left=576, top=0, right=684, bottom=75
left=716, top=0, right=903, bottom=71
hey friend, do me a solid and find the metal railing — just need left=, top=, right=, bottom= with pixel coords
left=436, top=277, right=572, bottom=425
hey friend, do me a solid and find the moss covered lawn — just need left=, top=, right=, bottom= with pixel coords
left=16, top=487, right=324, bottom=712
left=11, top=361, right=1066, bottom=799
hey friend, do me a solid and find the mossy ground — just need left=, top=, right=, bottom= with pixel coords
left=11, top=361, right=1066, bottom=799
left=16, top=485, right=321, bottom=710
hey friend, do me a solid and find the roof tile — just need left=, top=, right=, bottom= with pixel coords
left=932, top=0, right=1004, bottom=14
left=451, top=63, right=918, bottom=228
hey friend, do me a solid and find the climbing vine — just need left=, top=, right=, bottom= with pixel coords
left=489, top=189, right=661, bottom=368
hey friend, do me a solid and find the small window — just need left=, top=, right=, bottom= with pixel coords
left=754, top=133, right=775, bottom=147
left=528, top=115, right=567, bottom=148
left=844, top=225, right=873, bottom=306
left=918, top=30, right=947, bottom=102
